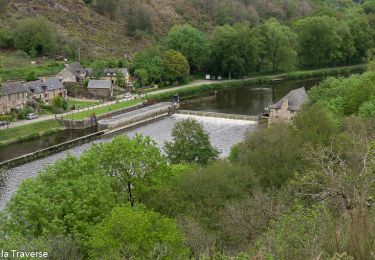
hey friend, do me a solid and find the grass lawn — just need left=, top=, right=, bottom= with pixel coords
left=67, top=98, right=100, bottom=109
left=67, top=99, right=143, bottom=120
left=0, top=120, right=64, bottom=146
left=0, top=51, right=63, bottom=81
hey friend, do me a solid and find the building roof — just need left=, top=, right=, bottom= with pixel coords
left=25, top=77, right=65, bottom=94
left=104, top=68, right=129, bottom=77
left=66, top=62, right=86, bottom=78
left=1, top=82, right=31, bottom=96
left=88, top=79, right=112, bottom=89
left=86, top=68, right=94, bottom=77
left=269, top=87, right=308, bottom=111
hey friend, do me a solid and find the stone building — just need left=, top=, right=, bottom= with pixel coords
left=87, top=79, right=112, bottom=97
left=0, top=82, right=31, bottom=115
left=57, top=62, right=87, bottom=83
left=268, top=87, right=308, bottom=124
left=103, top=68, right=131, bottom=86
left=26, top=77, right=67, bottom=102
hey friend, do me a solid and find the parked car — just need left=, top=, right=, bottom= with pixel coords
left=26, top=113, right=39, bottom=120
left=0, top=121, right=9, bottom=127
left=123, top=93, right=132, bottom=99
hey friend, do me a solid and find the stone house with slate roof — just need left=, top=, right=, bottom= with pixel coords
left=87, top=79, right=112, bottom=97
left=25, top=77, right=67, bottom=102
left=57, top=62, right=87, bottom=83
left=269, top=87, right=308, bottom=124
left=0, top=82, right=31, bottom=115
left=102, top=68, right=131, bottom=85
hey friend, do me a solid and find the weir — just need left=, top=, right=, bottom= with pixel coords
left=98, top=102, right=173, bottom=131
left=175, top=110, right=259, bottom=121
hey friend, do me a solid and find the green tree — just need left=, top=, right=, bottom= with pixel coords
left=13, top=17, right=57, bottom=55
left=237, top=123, right=301, bottom=188
left=88, top=206, right=188, bottom=259
left=258, top=18, right=297, bottom=71
left=295, top=15, right=355, bottom=67
left=134, top=68, right=149, bottom=87
left=86, top=135, right=168, bottom=207
left=164, top=118, right=219, bottom=165
left=209, top=24, right=258, bottom=78
left=132, top=47, right=164, bottom=84
left=25, top=71, right=37, bottom=82
left=162, top=49, right=190, bottom=83
left=4, top=155, right=117, bottom=241
left=115, top=69, right=125, bottom=87
left=52, top=96, right=64, bottom=109
left=347, top=10, right=375, bottom=63
left=359, top=96, right=375, bottom=118
left=165, top=24, right=210, bottom=72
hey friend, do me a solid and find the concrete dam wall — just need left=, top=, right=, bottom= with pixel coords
left=98, top=102, right=173, bottom=131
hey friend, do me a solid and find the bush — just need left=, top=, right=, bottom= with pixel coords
left=13, top=17, right=57, bottom=55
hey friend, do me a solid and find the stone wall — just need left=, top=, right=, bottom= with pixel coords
left=0, top=131, right=105, bottom=169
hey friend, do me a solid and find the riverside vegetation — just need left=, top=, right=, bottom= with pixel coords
left=0, top=67, right=374, bottom=258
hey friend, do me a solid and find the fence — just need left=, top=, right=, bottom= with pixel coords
left=55, top=96, right=135, bottom=120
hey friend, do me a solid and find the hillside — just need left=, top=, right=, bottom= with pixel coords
left=0, top=0, right=317, bottom=57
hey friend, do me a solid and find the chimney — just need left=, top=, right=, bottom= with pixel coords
left=43, top=77, right=46, bottom=82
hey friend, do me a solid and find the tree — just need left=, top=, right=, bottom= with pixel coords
left=295, top=16, right=355, bottom=67
left=134, top=68, right=149, bottom=87
left=4, top=155, right=117, bottom=241
left=237, top=123, right=301, bottom=188
left=209, top=24, right=258, bottom=78
left=162, top=50, right=190, bottom=83
left=86, top=135, right=168, bottom=207
left=88, top=206, right=188, bottom=259
left=13, top=17, right=57, bottom=55
left=52, top=96, right=64, bottom=109
left=165, top=24, right=210, bottom=72
left=258, top=18, right=297, bottom=71
left=25, top=71, right=37, bottom=82
left=115, top=69, right=125, bottom=87
left=132, top=47, right=164, bottom=84
left=164, top=118, right=219, bottom=165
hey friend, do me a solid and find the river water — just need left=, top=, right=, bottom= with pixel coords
left=0, top=114, right=256, bottom=208
left=0, top=78, right=327, bottom=208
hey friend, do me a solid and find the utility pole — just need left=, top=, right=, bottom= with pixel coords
left=78, top=46, right=81, bottom=64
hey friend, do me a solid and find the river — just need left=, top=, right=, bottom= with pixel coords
left=0, top=78, right=323, bottom=208
left=0, top=114, right=256, bottom=208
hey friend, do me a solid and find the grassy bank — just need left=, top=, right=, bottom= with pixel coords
left=0, top=120, right=64, bottom=147
left=67, top=98, right=100, bottom=109
left=148, top=65, right=365, bottom=101
left=66, top=99, right=143, bottom=120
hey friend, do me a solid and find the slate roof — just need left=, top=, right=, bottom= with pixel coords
left=269, top=87, right=308, bottom=111
left=25, top=77, right=65, bottom=94
left=104, top=68, right=129, bottom=77
left=87, top=79, right=112, bottom=89
left=66, top=62, right=86, bottom=78
left=86, top=68, right=94, bottom=77
left=1, top=82, right=31, bottom=96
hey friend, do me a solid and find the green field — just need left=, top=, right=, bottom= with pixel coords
left=67, top=98, right=100, bottom=109
left=0, top=51, right=63, bottom=81
left=66, top=99, right=143, bottom=120
left=0, top=120, right=64, bottom=146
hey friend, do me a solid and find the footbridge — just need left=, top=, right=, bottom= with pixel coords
left=175, top=110, right=258, bottom=121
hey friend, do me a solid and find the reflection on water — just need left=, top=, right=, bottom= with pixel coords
left=181, top=78, right=322, bottom=115
left=0, top=127, right=97, bottom=163
left=0, top=114, right=256, bottom=208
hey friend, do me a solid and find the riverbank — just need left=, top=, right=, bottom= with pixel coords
left=147, top=64, right=365, bottom=101
left=0, top=120, right=64, bottom=148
